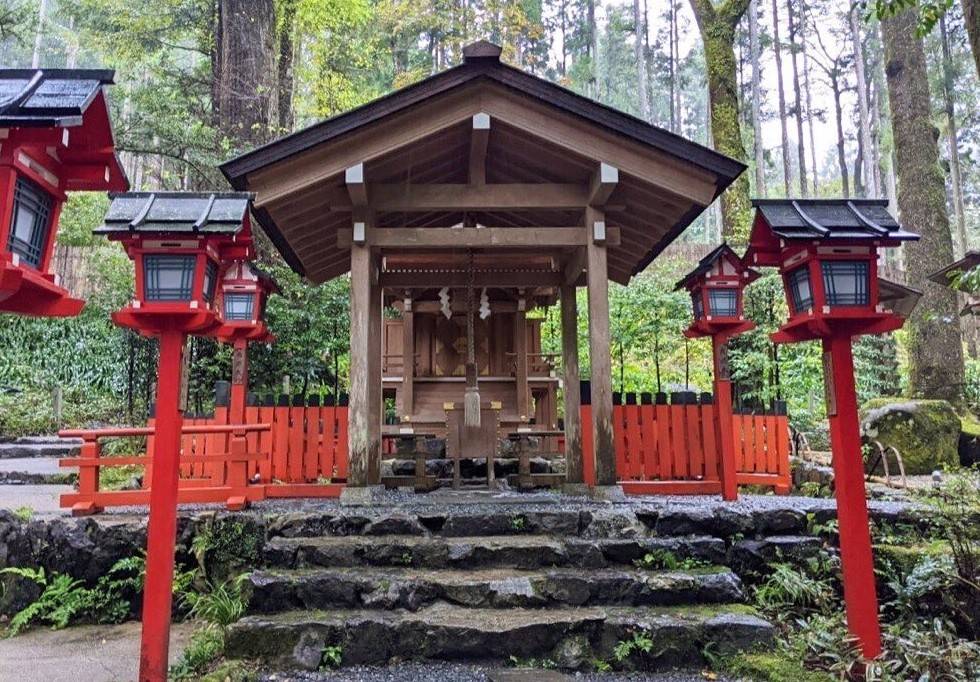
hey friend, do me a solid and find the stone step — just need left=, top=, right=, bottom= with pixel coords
left=224, top=603, right=774, bottom=670
left=245, top=566, right=746, bottom=613
left=0, top=438, right=81, bottom=459
left=264, top=534, right=729, bottom=571
left=0, top=457, right=76, bottom=485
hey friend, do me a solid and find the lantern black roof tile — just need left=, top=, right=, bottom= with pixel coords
left=752, top=198, right=919, bottom=241
left=0, top=68, right=115, bottom=126
left=674, top=242, right=759, bottom=291
left=95, top=192, right=254, bottom=235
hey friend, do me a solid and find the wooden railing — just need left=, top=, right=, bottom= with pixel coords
left=601, top=392, right=791, bottom=495
left=59, top=390, right=789, bottom=514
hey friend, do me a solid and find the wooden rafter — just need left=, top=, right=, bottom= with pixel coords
left=469, top=113, right=490, bottom=184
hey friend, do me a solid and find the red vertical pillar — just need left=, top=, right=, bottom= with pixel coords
left=139, top=330, right=185, bottom=682
left=824, top=334, right=881, bottom=659
left=713, top=335, right=738, bottom=501
left=229, top=338, right=248, bottom=424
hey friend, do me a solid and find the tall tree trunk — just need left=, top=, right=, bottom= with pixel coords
left=849, top=4, right=875, bottom=198
left=673, top=2, right=683, bottom=132
left=770, top=0, right=792, bottom=195
left=830, top=73, right=849, bottom=198
left=689, top=0, right=753, bottom=241
left=588, top=0, right=598, bottom=98
left=802, top=28, right=818, bottom=194
left=749, top=0, right=766, bottom=196
left=882, top=8, right=964, bottom=401
left=962, top=0, right=980, bottom=77
left=633, top=0, right=650, bottom=120
left=940, top=14, right=968, bottom=257
left=277, top=0, right=296, bottom=133
left=669, top=1, right=678, bottom=132
left=31, top=0, right=47, bottom=68
left=787, top=0, right=807, bottom=196
left=218, top=0, right=278, bottom=150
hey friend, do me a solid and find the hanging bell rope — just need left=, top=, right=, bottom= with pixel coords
left=464, top=249, right=481, bottom=427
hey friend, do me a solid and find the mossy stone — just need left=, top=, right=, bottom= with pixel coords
left=860, top=399, right=960, bottom=475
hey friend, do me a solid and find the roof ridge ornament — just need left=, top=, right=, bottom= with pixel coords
left=130, top=193, right=157, bottom=229
left=845, top=200, right=889, bottom=235
left=193, top=193, right=217, bottom=231
left=462, top=40, right=502, bottom=62
left=790, top=200, right=830, bottom=236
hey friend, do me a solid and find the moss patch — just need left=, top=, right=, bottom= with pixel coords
left=724, top=651, right=833, bottom=681
left=860, top=399, right=960, bottom=474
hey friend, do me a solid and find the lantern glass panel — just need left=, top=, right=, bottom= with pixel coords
left=787, top=266, right=813, bottom=313
left=708, top=289, right=738, bottom=317
left=143, top=254, right=196, bottom=301
left=7, top=176, right=52, bottom=269
left=692, top=292, right=703, bottom=319
left=224, top=292, right=255, bottom=321
left=821, top=260, right=869, bottom=306
left=202, top=259, right=218, bottom=304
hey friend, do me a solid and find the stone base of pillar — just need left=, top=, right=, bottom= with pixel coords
left=588, top=485, right=628, bottom=502
left=561, top=483, right=592, bottom=497
left=561, top=483, right=627, bottom=502
left=339, top=485, right=388, bottom=506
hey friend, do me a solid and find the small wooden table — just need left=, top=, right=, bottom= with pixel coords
left=507, top=429, right=565, bottom=489
left=381, top=427, right=438, bottom=491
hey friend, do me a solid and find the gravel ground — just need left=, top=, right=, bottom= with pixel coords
left=259, top=662, right=734, bottom=681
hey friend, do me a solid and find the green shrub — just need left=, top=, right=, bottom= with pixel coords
left=170, top=623, right=225, bottom=680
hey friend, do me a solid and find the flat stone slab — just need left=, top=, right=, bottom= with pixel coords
left=225, top=603, right=774, bottom=669
left=0, top=457, right=75, bottom=485
left=246, top=565, right=745, bottom=612
left=0, top=620, right=193, bottom=682
left=264, top=534, right=728, bottom=570
left=0, top=438, right=81, bottom=459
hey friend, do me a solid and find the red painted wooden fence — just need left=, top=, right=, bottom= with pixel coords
left=60, top=390, right=790, bottom=514
left=608, top=392, right=790, bottom=495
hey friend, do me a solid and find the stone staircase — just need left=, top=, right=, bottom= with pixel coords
left=224, top=505, right=798, bottom=671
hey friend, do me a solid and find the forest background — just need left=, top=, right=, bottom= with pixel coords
left=0, top=0, right=979, bottom=440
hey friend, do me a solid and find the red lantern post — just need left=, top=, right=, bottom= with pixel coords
left=746, top=199, right=921, bottom=658
left=95, top=192, right=254, bottom=682
left=675, top=243, right=760, bottom=500
left=0, top=69, right=128, bottom=316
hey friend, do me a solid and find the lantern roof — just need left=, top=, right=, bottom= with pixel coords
left=751, top=198, right=918, bottom=242
left=928, top=251, right=980, bottom=292
left=95, top=192, right=253, bottom=235
left=673, top=242, right=760, bottom=291
left=0, top=69, right=116, bottom=126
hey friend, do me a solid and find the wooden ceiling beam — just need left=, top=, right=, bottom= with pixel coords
left=381, top=270, right=563, bottom=288
left=337, top=226, right=617, bottom=249
left=345, top=163, right=368, bottom=207
left=369, top=182, right=589, bottom=211
left=469, top=113, right=490, bottom=185
left=589, top=162, right=619, bottom=207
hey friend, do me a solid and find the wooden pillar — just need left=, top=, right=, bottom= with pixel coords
left=586, top=206, right=616, bottom=486
left=367, top=252, right=383, bottom=484
left=348, top=208, right=376, bottom=487
left=401, top=297, right=414, bottom=418
left=514, top=306, right=530, bottom=421
left=560, top=284, right=583, bottom=484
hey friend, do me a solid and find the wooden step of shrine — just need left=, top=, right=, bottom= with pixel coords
left=224, top=602, right=774, bottom=670
left=263, top=533, right=729, bottom=570
left=244, top=566, right=746, bottom=612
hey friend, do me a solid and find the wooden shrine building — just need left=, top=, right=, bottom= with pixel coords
left=220, top=41, right=745, bottom=493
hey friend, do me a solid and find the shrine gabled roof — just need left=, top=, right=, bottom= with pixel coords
left=752, top=199, right=919, bottom=242
left=219, top=41, right=746, bottom=285
left=95, top=192, right=253, bottom=235
left=673, top=242, right=759, bottom=291
left=0, top=69, right=116, bottom=127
